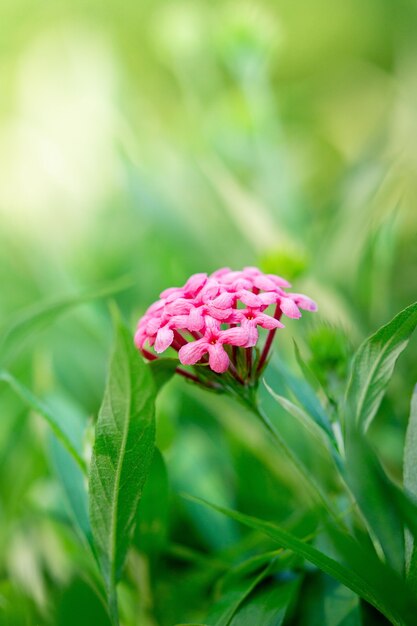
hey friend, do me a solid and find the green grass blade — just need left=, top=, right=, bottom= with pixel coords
left=0, top=275, right=134, bottom=365
left=0, top=371, right=86, bottom=472
left=184, top=494, right=417, bottom=626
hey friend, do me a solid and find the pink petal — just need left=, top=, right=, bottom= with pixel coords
left=232, top=278, right=253, bottom=291
left=211, top=291, right=236, bottom=309
left=178, top=339, right=209, bottom=365
left=188, top=306, right=205, bottom=331
left=238, top=289, right=263, bottom=308
left=267, top=274, right=292, bottom=289
left=291, top=293, right=318, bottom=312
left=280, top=297, right=301, bottom=319
left=258, top=292, right=278, bottom=306
left=160, top=286, right=183, bottom=299
left=146, top=317, right=162, bottom=335
left=206, top=304, right=233, bottom=321
left=184, top=273, right=207, bottom=297
left=199, top=279, right=221, bottom=302
left=242, top=266, right=262, bottom=276
left=147, top=299, right=166, bottom=315
left=253, top=275, right=277, bottom=291
left=255, top=313, right=285, bottom=330
left=208, top=343, right=229, bottom=373
left=134, top=328, right=147, bottom=349
left=165, top=298, right=193, bottom=315
left=211, top=267, right=232, bottom=278
left=204, top=315, right=221, bottom=335
left=169, top=315, right=190, bottom=330
left=219, top=326, right=249, bottom=347
left=241, top=319, right=258, bottom=348
left=154, top=327, right=174, bottom=353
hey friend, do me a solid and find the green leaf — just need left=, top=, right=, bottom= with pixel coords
left=0, top=275, right=134, bottom=365
left=293, top=340, right=322, bottom=394
left=206, top=559, right=279, bottom=626
left=88, top=321, right=156, bottom=622
left=345, top=301, right=417, bottom=433
left=345, top=428, right=405, bottom=574
left=0, top=371, right=86, bottom=472
left=134, top=447, right=169, bottom=556
left=148, top=357, right=177, bottom=390
left=404, top=385, right=417, bottom=586
left=184, top=495, right=417, bottom=626
left=229, top=578, right=300, bottom=626
left=271, top=359, right=333, bottom=436
left=264, top=381, right=337, bottom=460
left=296, top=573, right=361, bottom=626
left=50, top=436, right=92, bottom=549
left=55, top=576, right=112, bottom=626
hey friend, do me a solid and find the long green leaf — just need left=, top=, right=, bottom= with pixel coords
left=272, top=359, right=333, bottom=436
left=296, top=573, right=361, bottom=626
left=134, top=448, right=169, bottom=556
left=345, top=301, right=417, bottom=432
left=345, top=429, right=405, bottom=574
left=404, top=385, right=417, bottom=587
left=0, top=371, right=86, bottom=472
left=184, top=495, right=417, bottom=626
left=206, top=560, right=278, bottom=626
left=264, top=381, right=337, bottom=460
left=50, top=436, right=92, bottom=548
left=88, top=321, right=156, bottom=623
left=229, top=578, right=300, bottom=626
left=0, top=275, right=134, bottom=365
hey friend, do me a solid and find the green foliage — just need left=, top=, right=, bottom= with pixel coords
left=1, top=2, right=417, bottom=622
left=345, top=301, right=417, bottom=434
left=88, top=320, right=156, bottom=622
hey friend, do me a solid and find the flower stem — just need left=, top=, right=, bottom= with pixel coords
left=245, top=348, right=253, bottom=382
left=248, top=398, right=351, bottom=533
left=141, top=349, right=158, bottom=361
left=256, top=304, right=282, bottom=374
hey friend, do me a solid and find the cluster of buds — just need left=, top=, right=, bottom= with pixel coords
left=135, top=267, right=317, bottom=388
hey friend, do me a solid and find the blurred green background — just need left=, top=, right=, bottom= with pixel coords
left=1, top=0, right=417, bottom=624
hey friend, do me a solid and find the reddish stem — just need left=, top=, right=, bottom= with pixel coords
left=256, top=304, right=282, bottom=374
left=176, top=368, right=201, bottom=383
left=245, top=347, right=253, bottom=382
left=228, top=360, right=245, bottom=385
left=174, top=330, right=187, bottom=347
left=141, top=348, right=158, bottom=361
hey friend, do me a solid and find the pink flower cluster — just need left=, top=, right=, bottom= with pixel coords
left=135, top=267, right=317, bottom=375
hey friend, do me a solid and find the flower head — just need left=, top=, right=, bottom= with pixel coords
left=135, top=267, right=317, bottom=388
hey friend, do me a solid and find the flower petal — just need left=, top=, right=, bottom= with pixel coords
left=220, top=326, right=249, bottom=347
left=253, top=275, right=277, bottom=291
left=184, top=272, right=207, bottom=297
left=134, top=328, right=147, bottom=349
left=166, top=298, right=193, bottom=315
left=208, top=343, right=229, bottom=373
left=188, top=306, right=205, bottom=331
left=146, top=317, right=162, bottom=335
left=211, top=291, right=236, bottom=309
left=178, top=339, right=209, bottom=365
left=206, top=304, right=233, bottom=321
left=267, top=273, right=292, bottom=288
left=238, top=289, right=262, bottom=308
left=291, top=293, right=318, bottom=312
left=241, top=320, right=258, bottom=348
left=279, top=297, right=301, bottom=319
left=255, top=313, right=285, bottom=330
left=154, top=327, right=174, bottom=353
